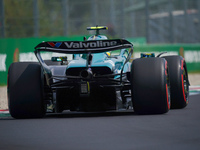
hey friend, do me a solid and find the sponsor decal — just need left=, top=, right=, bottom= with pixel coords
left=184, top=51, right=200, bottom=63
left=64, top=41, right=117, bottom=49
left=48, top=42, right=62, bottom=48
left=0, top=54, right=7, bottom=71
left=19, top=52, right=38, bottom=61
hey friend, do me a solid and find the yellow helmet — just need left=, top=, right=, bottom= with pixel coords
left=106, top=52, right=111, bottom=57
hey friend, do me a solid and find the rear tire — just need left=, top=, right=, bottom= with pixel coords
left=8, top=62, right=45, bottom=119
left=162, top=56, right=189, bottom=109
left=130, top=58, right=170, bottom=114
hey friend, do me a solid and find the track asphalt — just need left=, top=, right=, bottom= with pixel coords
left=0, top=86, right=200, bottom=118
left=0, top=94, right=200, bottom=150
left=0, top=86, right=200, bottom=115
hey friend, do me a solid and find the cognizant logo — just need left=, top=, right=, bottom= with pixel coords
left=64, top=41, right=118, bottom=48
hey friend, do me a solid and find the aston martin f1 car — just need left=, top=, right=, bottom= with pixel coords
left=8, top=26, right=190, bottom=118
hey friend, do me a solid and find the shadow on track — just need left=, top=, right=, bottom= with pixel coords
left=45, top=110, right=136, bottom=119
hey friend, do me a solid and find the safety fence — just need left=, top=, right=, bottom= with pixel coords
left=0, top=37, right=200, bottom=85
left=1, top=0, right=200, bottom=44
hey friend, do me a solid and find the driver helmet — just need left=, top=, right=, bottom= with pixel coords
left=87, top=35, right=108, bottom=40
left=106, top=52, right=111, bottom=57
left=87, top=35, right=109, bottom=57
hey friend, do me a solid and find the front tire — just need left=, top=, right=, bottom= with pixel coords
left=8, top=62, right=45, bottom=119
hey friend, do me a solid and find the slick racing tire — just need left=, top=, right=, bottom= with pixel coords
left=162, top=56, right=189, bottom=109
left=130, top=57, right=170, bottom=114
left=8, top=62, right=45, bottom=119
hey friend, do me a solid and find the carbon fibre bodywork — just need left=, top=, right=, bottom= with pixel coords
left=35, top=39, right=133, bottom=87
left=34, top=39, right=133, bottom=112
left=8, top=26, right=189, bottom=118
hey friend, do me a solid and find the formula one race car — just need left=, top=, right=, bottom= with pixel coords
left=8, top=26, right=190, bottom=119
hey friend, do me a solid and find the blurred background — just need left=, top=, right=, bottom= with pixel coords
left=0, top=0, right=200, bottom=44
left=0, top=0, right=200, bottom=85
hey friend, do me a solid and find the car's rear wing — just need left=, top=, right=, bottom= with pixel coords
left=34, top=39, right=133, bottom=54
left=34, top=39, right=133, bottom=86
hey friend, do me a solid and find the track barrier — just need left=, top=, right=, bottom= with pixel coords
left=0, top=37, right=200, bottom=85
